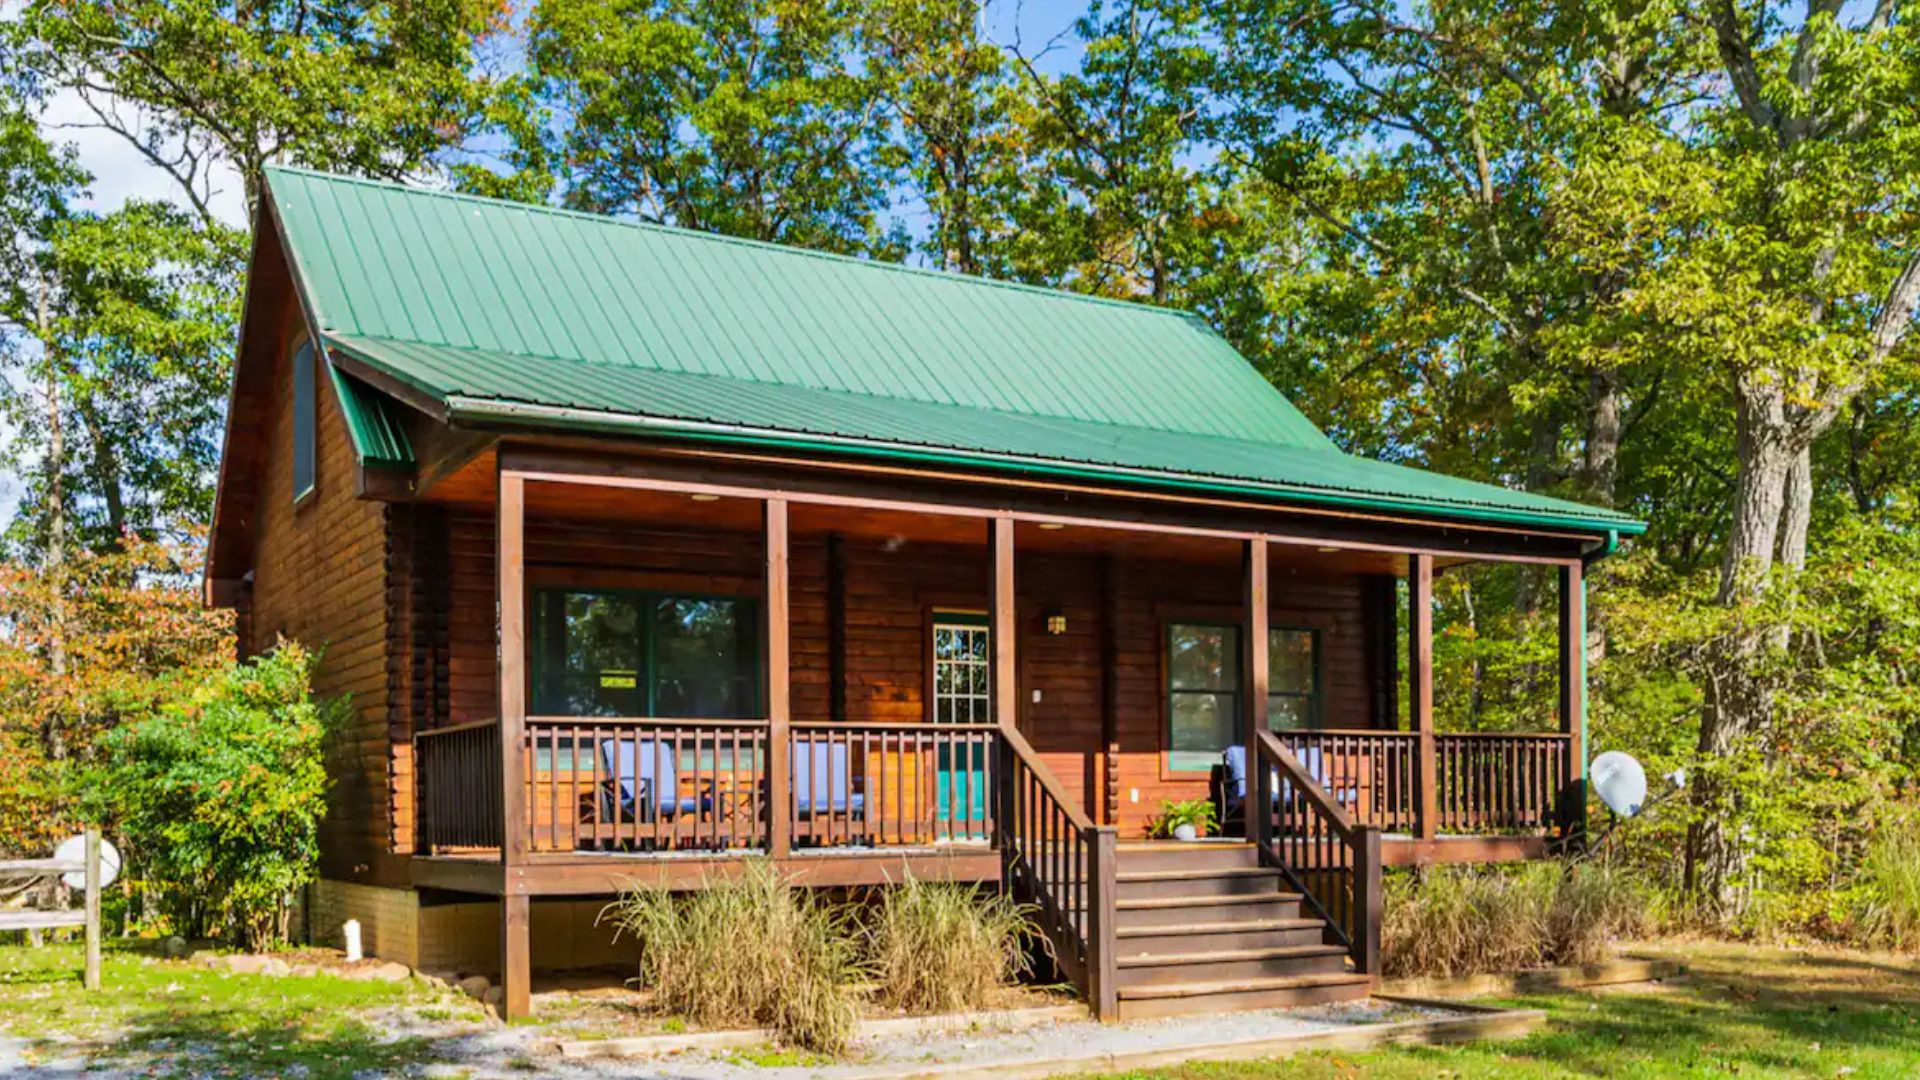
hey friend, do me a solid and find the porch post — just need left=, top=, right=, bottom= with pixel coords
left=1557, top=561, right=1588, bottom=842
left=496, top=468, right=531, bottom=1020
left=1409, top=554, right=1437, bottom=840
left=990, top=515, right=1016, bottom=728
left=1243, top=538, right=1270, bottom=849
left=766, top=499, right=792, bottom=859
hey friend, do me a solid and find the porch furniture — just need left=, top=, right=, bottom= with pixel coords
left=599, top=738, right=708, bottom=822
left=1214, top=743, right=1358, bottom=837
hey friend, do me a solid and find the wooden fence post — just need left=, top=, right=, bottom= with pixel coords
left=83, top=828, right=100, bottom=992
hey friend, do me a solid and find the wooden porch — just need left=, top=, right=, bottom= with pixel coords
left=402, top=442, right=1593, bottom=1021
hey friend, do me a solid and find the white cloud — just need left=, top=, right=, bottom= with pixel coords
left=37, top=87, right=249, bottom=226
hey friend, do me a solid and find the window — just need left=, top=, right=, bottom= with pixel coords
left=1166, top=622, right=1323, bottom=769
left=931, top=613, right=990, bottom=723
left=1167, top=622, right=1239, bottom=772
left=292, top=339, right=316, bottom=502
left=1268, top=628, right=1320, bottom=729
left=530, top=589, right=759, bottom=719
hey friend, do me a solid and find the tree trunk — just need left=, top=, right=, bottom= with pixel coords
left=1583, top=367, right=1623, bottom=506
left=1777, top=446, right=1811, bottom=572
left=1690, top=389, right=1796, bottom=911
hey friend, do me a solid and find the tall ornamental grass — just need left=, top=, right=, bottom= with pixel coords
left=1857, top=815, right=1920, bottom=952
left=866, top=876, right=1035, bottom=1014
left=602, top=860, right=862, bottom=1054
left=1383, top=862, right=1655, bottom=977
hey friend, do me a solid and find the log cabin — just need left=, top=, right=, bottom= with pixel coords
left=205, top=167, right=1644, bottom=1022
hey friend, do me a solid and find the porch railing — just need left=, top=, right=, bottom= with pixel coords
left=1254, top=729, right=1382, bottom=976
left=788, top=721, right=998, bottom=848
left=1276, top=729, right=1573, bottom=837
left=527, top=717, right=770, bottom=853
left=997, top=725, right=1117, bottom=1020
left=1274, top=729, right=1419, bottom=833
left=414, top=720, right=503, bottom=852
left=1434, top=732, right=1570, bottom=834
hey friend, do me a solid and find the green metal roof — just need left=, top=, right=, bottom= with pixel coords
left=265, top=167, right=1644, bottom=537
left=327, top=362, right=413, bottom=470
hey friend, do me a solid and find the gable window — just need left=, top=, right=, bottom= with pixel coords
left=292, top=339, right=316, bottom=502
left=931, top=613, right=991, bottom=723
left=530, top=589, right=760, bottom=719
left=1166, top=622, right=1323, bottom=770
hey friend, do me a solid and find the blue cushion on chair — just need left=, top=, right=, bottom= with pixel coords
left=600, top=738, right=707, bottom=819
left=793, top=741, right=866, bottom=817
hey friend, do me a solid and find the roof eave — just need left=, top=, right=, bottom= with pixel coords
left=443, top=395, right=1647, bottom=543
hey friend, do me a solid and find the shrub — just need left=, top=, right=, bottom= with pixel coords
left=1383, top=861, right=1656, bottom=978
left=101, top=641, right=343, bottom=950
left=603, top=860, right=862, bottom=1055
left=866, top=875, right=1034, bottom=1014
left=1148, top=798, right=1218, bottom=839
left=1857, top=814, right=1920, bottom=952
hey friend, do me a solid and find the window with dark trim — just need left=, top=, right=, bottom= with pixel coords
left=1166, top=623, right=1323, bottom=770
left=291, top=340, right=316, bottom=502
left=530, top=588, right=760, bottom=719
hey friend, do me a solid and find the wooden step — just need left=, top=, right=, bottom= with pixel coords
left=1115, top=944, right=1351, bottom=988
left=1115, top=891, right=1304, bottom=928
left=1113, top=842, right=1260, bottom=873
left=1114, top=972, right=1373, bottom=1021
left=1115, top=917, right=1329, bottom=953
left=1115, top=866, right=1285, bottom=901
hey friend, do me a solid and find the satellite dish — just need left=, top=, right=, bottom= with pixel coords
left=1591, top=751, right=1648, bottom=818
left=53, top=835, right=121, bottom=890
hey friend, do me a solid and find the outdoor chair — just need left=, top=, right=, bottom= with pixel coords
left=792, top=740, right=866, bottom=842
left=598, top=737, right=709, bottom=823
left=1211, top=743, right=1355, bottom=837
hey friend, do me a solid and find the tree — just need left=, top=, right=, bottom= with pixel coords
left=15, top=0, right=506, bottom=223
left=0, top=202, right=243, bottom=554
left=491, top=0, right=901, bottom=254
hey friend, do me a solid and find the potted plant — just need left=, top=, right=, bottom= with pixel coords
left=1153, top=798, right=1218, bottom=841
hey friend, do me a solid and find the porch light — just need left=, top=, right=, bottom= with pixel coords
left=1037, top=522, right=1066, bottom=531
left=690, top=493, right=721, bottom=502
left=1045, top=611, right=1068, bottom=635
left=1316, top=545, right=1339, bottom=553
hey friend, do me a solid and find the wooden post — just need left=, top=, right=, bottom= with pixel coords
left=1086, top=825, right=1120, bottom=1021
left=497, top=468, right=531, bottom=1021
left=1351, top=824, right=1383, bottom=980
left=766, top=499, right=793, bottom=859
left=502, top=892, right=530, bottom=1018
left=1243, top=538, right=1271, bottom=849
left=83, top=827, right=100, bottom=992
left=1409, top=554, right=1437, bottom=840
left=1558, top=561, right=1588, bottom=843
left=990, top=515, right=1016, bottom=729
left=1099, top=555, right=1120, bottom=826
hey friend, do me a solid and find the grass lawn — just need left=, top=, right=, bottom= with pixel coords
left=1088, top=942, right=1920, bottom=1080
left=0, top=938, right=484, bottom=1078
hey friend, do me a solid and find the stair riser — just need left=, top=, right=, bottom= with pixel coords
left=1114, top=846, right=1261, bottom=873
left=1116, top=874, right=1284, bottom=901
left=1116, top=952, right=1350, bottom=989
left=1116, top=924, right=1331, bottom=953
left=1114, top=978, right=1372, bottom=1021
left=1117, top=899, right=1302, bottom=929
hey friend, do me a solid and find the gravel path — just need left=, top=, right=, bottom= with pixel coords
left=2, top=997, right=1454, bottom=1078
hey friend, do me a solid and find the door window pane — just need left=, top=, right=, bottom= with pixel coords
left=932, top=617, right=990, bottom=725
left=530, top=589, right=758, bottom=719
left=653, top=597, right=756, bottom=718
left=534, top=592, right=643, bottom=717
